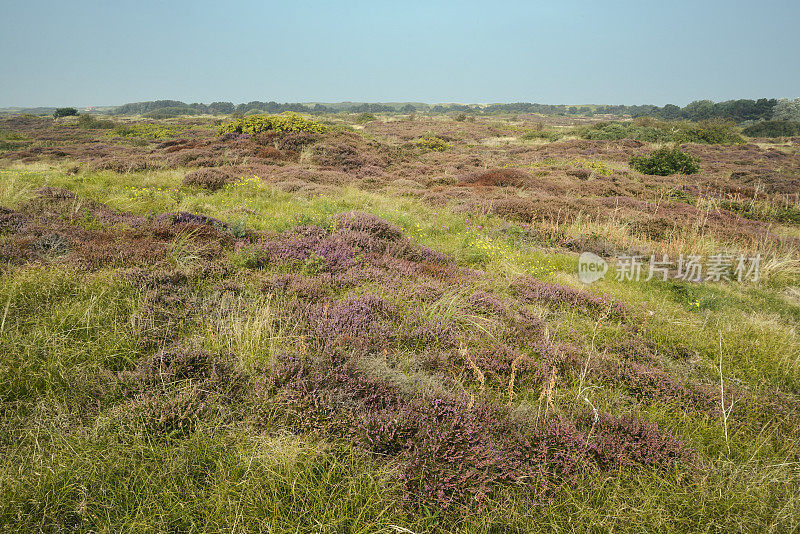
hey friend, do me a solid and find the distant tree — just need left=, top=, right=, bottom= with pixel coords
left=400, top=104, right=417, bottom=113
left=772, top=98, right=800, bottom=121
left=209, top=101, right=235, bottom=114
left=53, top=107, right=78, bottom=118
left=743, top=120, right=800, bottom=137
left=682, top=100, right=716, bottom=121
left=659, top=104, right=684, bottom=120
left=143, top=106, right=196, bottom=119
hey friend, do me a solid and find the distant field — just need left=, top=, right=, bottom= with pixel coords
left=1, top=111, right=799, bottom=532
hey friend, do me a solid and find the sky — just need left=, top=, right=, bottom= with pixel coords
left=1, top=0, right=798, bottom=108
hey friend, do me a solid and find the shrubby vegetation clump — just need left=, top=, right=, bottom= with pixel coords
left=112, top=123, right=181, bottom=140
left=53, top=107, right=78, bottom=119
left=579, top=121, right=673, bottom=142
left=355, top=113, right=376, bottom=124
left=743, top=120, right=800, bottom=138
left=677, top=119, right=744, bottom=144
left=577, top=119, right=743, bottom=144
left=143, top=106, right=197, bottom=119
left=771, top=98, right=800, bottom=122
left=77, top=114, right=116, bottom=129
left=3, top=106, right=800, bottom=530
left=217, top=113, right=327, bottom=135
left=629, top=147, right=700, bottom=176
left=414, top=134, right=450, bottom=151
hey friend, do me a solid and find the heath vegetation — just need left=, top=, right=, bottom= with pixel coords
left=0, top=102, right=799, bottom=533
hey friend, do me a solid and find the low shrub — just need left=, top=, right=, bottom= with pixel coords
left=677, top=119, right=744, bottom=144
left=355, top=113, right=376, bottom=124
left=629, top=147, right=700, bottom=176
left=743, top=120, right=800, bottom=138
left=77, top=114, right=116, bottom=129
left=217, top=113, right=327, bottom=135
left=578, top=119, right=743, bottom=144
left=53, top=107, right=78, bottom=119
left=112, top=123, right=181, bottom=140
left=415, top=134, right=450, bottom=151
left=181, top=168, right=234, bottom=191
left=580, top=121, right=671, bottom=142
left=459, top=168, right=529, bottom=187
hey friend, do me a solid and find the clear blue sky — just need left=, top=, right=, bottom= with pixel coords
left=2, top=0, right=798, bottom=107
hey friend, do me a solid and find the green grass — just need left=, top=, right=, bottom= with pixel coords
left=0, top=162, right=799, bottom=532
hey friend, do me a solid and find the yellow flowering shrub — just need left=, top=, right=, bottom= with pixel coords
left=415, top=134, right=450, bottom=151
left=217, top=113, right=326, bottom=135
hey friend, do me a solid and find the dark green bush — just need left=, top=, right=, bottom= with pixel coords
left=53, top=107, right=78, bottom=119
left=742, top=120, right=800, bottom=138
left=629, top=147, right=700, bottom=176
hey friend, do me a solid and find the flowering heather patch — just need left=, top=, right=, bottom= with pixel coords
left=255, top=229, right=359, bottom=274
left=257, top=345, right=699, bottom=510
left=128, top=345, right=243, bottom=391
left=107, top=383, right=217, bottom=438
left=404, top=313, right=459, bottom=350
left=384, top=238, right=451, bottom=264
left=458, top=168, right=529, bottom=188
left=312, top=143, right=372, bottom=172
left=153, top=211, right=229, bottom=231
left=585, top=413, right=696, bottom=470
left=260, top=273, right=328, bottom=302
left=466, top=290, right=512, bottom=317
left=0, top=207, right=30, bottom=234
left=334, top=211, right=403, bottom=241
left=261, top=353, right=590, bottom=507
left=469, top=345, right=549, bottom=390
left=181, top=168, right=234, bottom=191
left=358, top=399, right=593, bottom=508
left=594, top=356, right=717, bottom=411
left=513, top=276, right=632, bottom=321
left=305, top=295, right=394, bottom=350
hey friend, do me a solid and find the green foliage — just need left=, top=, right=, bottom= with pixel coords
left=580, top=121, right=673, bottom=142
left=217, top=113, right=327, bottom=135
left=771, top=98, right=800, bottom=121
left=53, top=107, right=79, bottom=119
left=578, top=119, right=743, bottom=144
left=629, top=147, right=700, bottom=176
left=77, top=114, right=116, bottom=129
left=720, top=199, right=800, bottom=224
left=743, top=120, right=800, bottom=138
left=415, top=134, right=450, bottom=151
left=143, top=106, right=197, bottom=119
left=521, top=129, right=564, bottom=142
left=676, top=119, right=744, bottom=144
left=111, top=123, right=181, bottom=140
left=355, top=113, right=376, bottom=124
